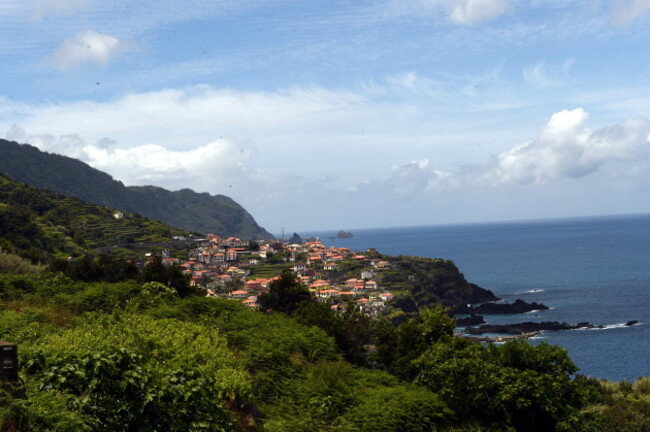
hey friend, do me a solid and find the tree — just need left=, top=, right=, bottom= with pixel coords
left=374, top=306, right=455, bottom=379
left=258, top=269, right=311, bottom=314
left=415, top=339, right=586, bottom=431
left=294, top=301, right=372, bottom=366
left=141, top=255, right=191, bottom=297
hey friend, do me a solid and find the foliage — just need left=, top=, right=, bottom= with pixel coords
left=373, top=306, right=455, bottom=379
left=1, top=384, right=92, bottom=432
left=0, top=173, right=190, bottom=262
left=140, top=255, right=192, bottom=297
left=139, top=281, right=179, bottom=304
left=19, top=313, right=250, bottom=431
left=294, top=301, right=372, bottom=366
left=342, top=385, right=451, bottom=432
left=257, top=269, right=311, bottom=314
left=557, top=377, right=650, bottom=432
left=49, top=254, right=138, bottom=283
left=263, top=362, right=451, bottom=432
left=141, top=296, right=339, bottom=403
left=0, top=250, right=45, bottom=275
left=388, top=255, right=498, bottom=310
left=415, top=339, right=587, bottom=431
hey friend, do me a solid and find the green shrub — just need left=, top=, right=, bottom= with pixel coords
left=17, top=313, right=250, bottom=431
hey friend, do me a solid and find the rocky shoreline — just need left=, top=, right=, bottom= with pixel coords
left=454, top=298, right=548, bottom=315
left=463, top=320, right=639, bottom=336
left=453, top=297, right=639, bottom=341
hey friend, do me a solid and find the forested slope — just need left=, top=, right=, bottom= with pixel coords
left=0, top=139, right=272, bottom=239
left=0, top=174, right=188, bottom=262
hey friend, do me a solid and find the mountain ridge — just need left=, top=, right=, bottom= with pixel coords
left=0, top=139, right=273, bottom=239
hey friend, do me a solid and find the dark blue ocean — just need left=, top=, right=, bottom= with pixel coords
left=306, top=214, right=650, bottom=382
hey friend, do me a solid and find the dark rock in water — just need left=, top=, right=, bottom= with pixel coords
left=465, top=321, right=602, bottom=335
left=288, top=232, right=303, bottom=244
left=455, top=314, right=486, bottom=326
left=471, top=299, right=549, bottom=315
left=335, top=230, right=353, bottom=238
left=625, top=320, right=639, bottom=326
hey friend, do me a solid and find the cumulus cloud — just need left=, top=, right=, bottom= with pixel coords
left=86, top=140, right=254, bottom=185
left=52, top=30, right=123, bottom=70
left=366, top=109, right=650, bottom=195
left=610, top=0, right=650, bottom=26
left=385, top=158, right=456, bottom=195
left=449, top=0, right=510, bottom=25
left=490, top=109, right=650, bottom=185
left=15, top=128, right=258, bottom=192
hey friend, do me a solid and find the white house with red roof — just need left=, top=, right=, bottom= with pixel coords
left=229, top=289, right=249, bottom=299
left=365, top=280, right=378, bottom=290
left=316, top=289, right=341, bottom=299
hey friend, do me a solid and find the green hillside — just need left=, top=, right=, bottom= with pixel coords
left=0, top=139, right=273, bottom=240
left=0, top=174, right=188, bottom=262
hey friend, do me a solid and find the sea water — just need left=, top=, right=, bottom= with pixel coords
left=305, top=214, right=650, bottom=381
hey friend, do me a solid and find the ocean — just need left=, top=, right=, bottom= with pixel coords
left=305, top=214, right=650, bottom=382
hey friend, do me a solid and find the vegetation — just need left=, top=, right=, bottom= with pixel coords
left=382, top=255, right=499, bottom=310
left=0, top=250, right=44, bottom=275
left=0, top=174, right=189, bottom=262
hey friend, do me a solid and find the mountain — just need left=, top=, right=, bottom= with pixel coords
left=0, top=139, right=273, bottom=239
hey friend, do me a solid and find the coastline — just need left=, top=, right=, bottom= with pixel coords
left=307, top=215, right=650, bottom=381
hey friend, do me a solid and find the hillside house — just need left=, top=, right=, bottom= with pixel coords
left=316, top=289, right=341, bottom=299
left=365, top=280, right=378, bottom=290
left=243, top=296, right=258, bottom=308
left=229, top=289, right=249, bottom=299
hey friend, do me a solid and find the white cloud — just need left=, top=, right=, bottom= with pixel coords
left=490, top=108, right=650, bottom=185
left=366, top=109, right=650, bottom=194
left=610, top=0, right=650, bottom=26
left=449, top=0, right=510, bottom=25
left=52, top=30, right=123, bottom=70
left=15, top=129, right=266, bottom=195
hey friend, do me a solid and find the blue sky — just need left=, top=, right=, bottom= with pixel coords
left=2, top=0, right=650, bottom=232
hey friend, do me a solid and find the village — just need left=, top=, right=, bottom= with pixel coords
left=159, top=234, right=396, bottom=316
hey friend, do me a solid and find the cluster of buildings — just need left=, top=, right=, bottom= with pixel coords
left=161, top=234, right=395, bottom=316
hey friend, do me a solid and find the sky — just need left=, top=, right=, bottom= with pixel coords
left=1, top=0, right=650, bottom=233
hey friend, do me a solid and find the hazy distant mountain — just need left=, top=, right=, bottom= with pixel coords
left=0, top=139, right=273, bottom=240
